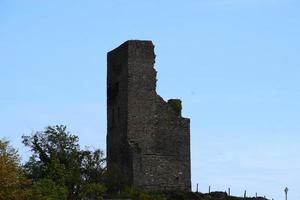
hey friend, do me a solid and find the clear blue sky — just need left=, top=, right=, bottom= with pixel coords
left=1, top=0, right=299, bottom=199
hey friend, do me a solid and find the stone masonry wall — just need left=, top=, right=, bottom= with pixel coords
left=107, top=40, right=191, bottom=191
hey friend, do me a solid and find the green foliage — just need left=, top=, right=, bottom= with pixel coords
left=79, top=183, right=106, bottom=200
left=22, top=125, right=106, bottom=200
left=81, top=149, right=106, bottom=184
left=139, top=192, right=167, bottom=200
left=119, top=187, right=167, bottom=200
left=167, top=99, right=182, bottom=115
left=0, top=139, right=32, bottom=200
left=0, top=139, right=19, bottom=162
left=119, top=186, right=138, bottom=198
left=31, top=178, right=67, bottom=200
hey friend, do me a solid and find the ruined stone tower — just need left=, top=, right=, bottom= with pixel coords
left=107, top=40, right=191, bottom=191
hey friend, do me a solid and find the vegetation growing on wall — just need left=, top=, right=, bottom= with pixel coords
left=167, top=99, right=182, bottom=115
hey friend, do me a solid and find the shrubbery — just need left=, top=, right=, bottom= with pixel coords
left=118, top=187, right=167, bottom=200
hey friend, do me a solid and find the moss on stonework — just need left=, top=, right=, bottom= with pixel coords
left=167, top=99, right=182, bottom=115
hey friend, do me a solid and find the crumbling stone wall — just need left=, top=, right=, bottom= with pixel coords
left=107, top=40, right=191, bottom=191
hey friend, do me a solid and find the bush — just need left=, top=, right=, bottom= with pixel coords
left=30, top=178, right=67, bottom=200
left=79, top=183, right=106, bottom=200
left=119, top=187, right=166, bottom=200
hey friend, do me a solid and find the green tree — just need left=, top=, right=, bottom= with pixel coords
left=0, top=139, right=32, bottom=200
left=79, top=183, right=106, bottom=200
left=22, top=125, right=106, bottom=200
left=31, top=178, right=67, bottom=200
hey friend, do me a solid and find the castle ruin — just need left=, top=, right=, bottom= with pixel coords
left=107, top=40, right=191, bottom=191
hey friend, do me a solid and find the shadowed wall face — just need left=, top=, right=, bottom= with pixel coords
left=107, top=40, right=191, bottom=191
